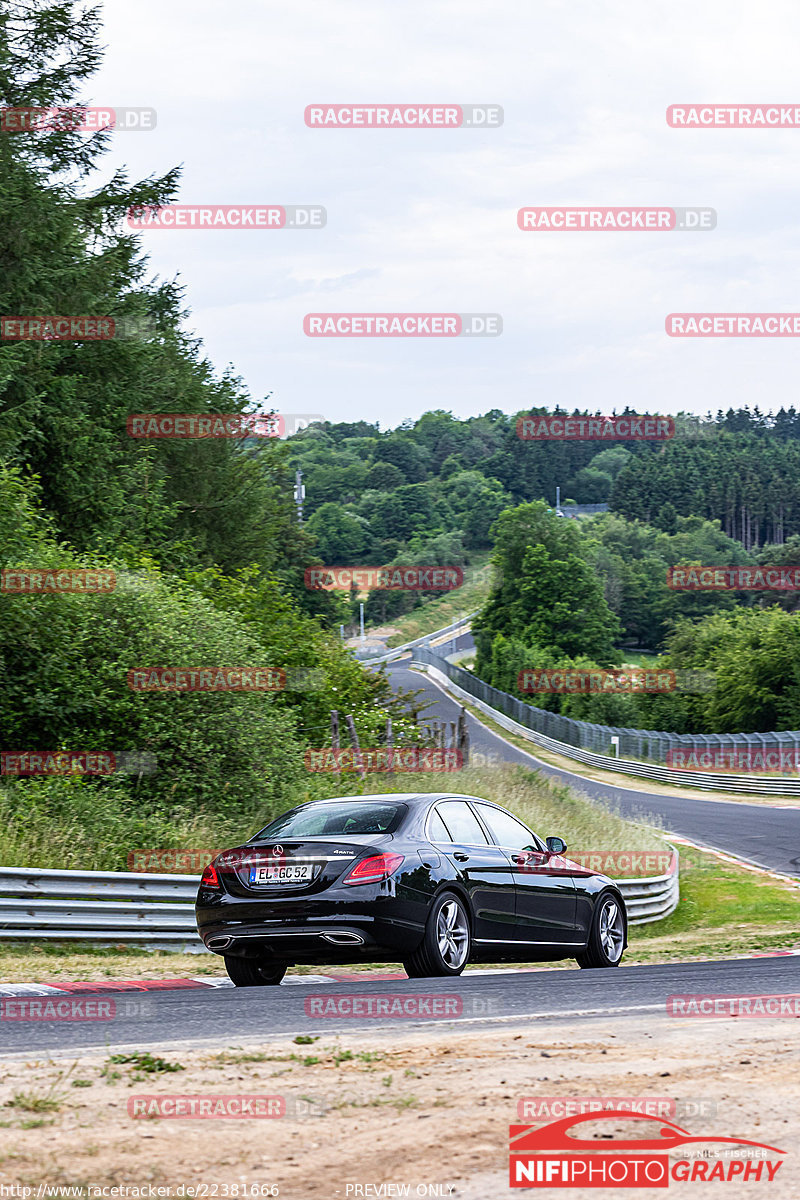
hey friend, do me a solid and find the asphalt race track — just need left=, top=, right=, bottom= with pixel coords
left=385, top=651, right=800, bottom=879
left=1, top=956, right=798, bottom=1055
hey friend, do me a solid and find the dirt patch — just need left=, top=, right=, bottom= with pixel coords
left=0, top=1015, right=796, bottom=1198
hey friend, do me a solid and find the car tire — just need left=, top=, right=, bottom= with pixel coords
left=403, top=891, right=471, bottom=978
left=224, top=956, right=287, bottom=986
left=576, top=892, right=626, bottom=969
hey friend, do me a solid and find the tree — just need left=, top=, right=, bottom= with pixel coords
left=377, top=434, right=430, bottom=482
left=656, top=502, right=678, bottom=534
left=306, top=504, right=372, bottom=562
left=473, top=502, right=620, bottom=674
left=0, top=1, right=324, bottom=614
left=662, top=608, right=800, bottom=732
left=365, top=461, right=405, bottom=490
left=368, top=484, right=437, bottom=541
left=568, top=467, right=613, bottom=502
left=441, top=471, right=513, bottom=548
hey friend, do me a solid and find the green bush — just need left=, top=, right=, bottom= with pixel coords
left=0, top=565, right=304, bottom=817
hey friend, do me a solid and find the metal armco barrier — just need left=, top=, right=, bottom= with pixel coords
left=0, top=866, right=202, bottom=947
left=414, top=652, right=800, bottom=796
left=0, top=848, right=678, bottom=947
left=365, top=612, right=478, bottom=666
left=618, top=853, right=680, bottom=923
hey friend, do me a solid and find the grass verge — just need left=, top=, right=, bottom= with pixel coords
left=383, top=552, right=492, bottom=647
left=626, top=844, right=800, bottom=963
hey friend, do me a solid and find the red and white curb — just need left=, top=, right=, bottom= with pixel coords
left=0, top=965, right=569, bottom=997
left=0, top=976, right=334, bottom=996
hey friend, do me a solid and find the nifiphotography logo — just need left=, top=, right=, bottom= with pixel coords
left=509, top=1111, right=785, bottom=1187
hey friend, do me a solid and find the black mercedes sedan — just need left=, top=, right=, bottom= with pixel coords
left=195, top=792, right=627, bottom=985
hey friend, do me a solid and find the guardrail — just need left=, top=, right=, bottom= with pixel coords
left=0, top=866, right=201, bottom=948
left=0, top=849, right=678, bottom=948
left=618, top=850, right=679, bottom=924
left=360, top=612, right=478, bottom=667
left=414, top=653, right=800, bottom=796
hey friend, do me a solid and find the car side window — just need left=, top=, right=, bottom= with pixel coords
left=473, top=804, right=540, bottom=851
left=427, top=808, right=451, bottom=843
left=436, top=801, right=489, bottom=845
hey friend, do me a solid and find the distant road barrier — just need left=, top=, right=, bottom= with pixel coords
left=362, top=612, right=478, bottom=666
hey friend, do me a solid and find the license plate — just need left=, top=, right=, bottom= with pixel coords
left=249, top=864, right=313, bottom=885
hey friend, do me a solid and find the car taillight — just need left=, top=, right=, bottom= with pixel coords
left=200, top=862, right=220, bottom=889
left=342, top=852, right=405, bottom=886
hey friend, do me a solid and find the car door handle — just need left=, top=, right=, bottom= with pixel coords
left=511, top=854, right=527, bottom=865
left=453, top=852, right=470, bottom=862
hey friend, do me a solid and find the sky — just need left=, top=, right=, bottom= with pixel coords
left=88, top=0, right=800, bottom=430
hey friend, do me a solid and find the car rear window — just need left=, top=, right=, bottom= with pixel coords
left=253, top=801, right=405, bottom=839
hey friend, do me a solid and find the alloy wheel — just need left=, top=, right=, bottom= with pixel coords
left=599, top=898, right=624, bottom=963
left=436, top=898, right=469, bottom=969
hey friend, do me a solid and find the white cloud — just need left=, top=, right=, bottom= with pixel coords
left=93, top=0, right=800, bottom=424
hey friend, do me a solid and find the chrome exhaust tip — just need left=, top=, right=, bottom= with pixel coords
left=207, top=935, right=232, bottom=950
left=320, top=931, right=365, bottom=945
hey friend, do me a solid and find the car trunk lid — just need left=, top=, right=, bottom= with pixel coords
left=217, top=838, right=390, bottom=897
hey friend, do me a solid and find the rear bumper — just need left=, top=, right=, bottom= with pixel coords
left=196, top=902, right=426, bottom=961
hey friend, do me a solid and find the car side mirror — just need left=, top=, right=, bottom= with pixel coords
left=546, top=836, right=567, bottom=855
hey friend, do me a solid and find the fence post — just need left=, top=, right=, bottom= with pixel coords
left=344, top=713, right=366, bottom=779
left=331, top=710, right=340, bottom=774
left=457, top=706, right=470, bottom=767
